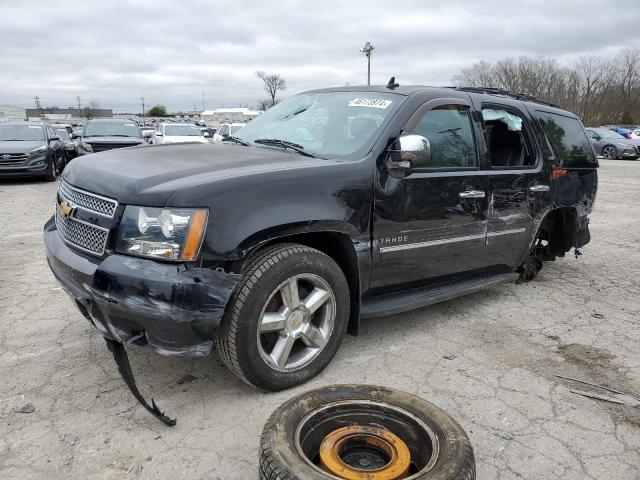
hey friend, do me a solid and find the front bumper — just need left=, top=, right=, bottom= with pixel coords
left=44, top=216, right=240, bottom=357
left=0, top=156, right=49, bottom=178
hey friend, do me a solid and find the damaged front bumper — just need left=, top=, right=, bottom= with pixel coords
left=43, top=216, right=240, bottom=357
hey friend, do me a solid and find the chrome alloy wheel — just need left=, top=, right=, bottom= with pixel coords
left=602, top=145, right=617, bottom=159
left=257, top=273, right=336, bottom=372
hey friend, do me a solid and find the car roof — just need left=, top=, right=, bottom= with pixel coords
left=87, top=118, right=136, bottom=123
left=1, top=121, right=44, bottom=127
left=303, top=84, right=578, bottom=117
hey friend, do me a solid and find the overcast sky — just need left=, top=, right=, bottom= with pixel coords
left=1, top=0, right=639, bottom=112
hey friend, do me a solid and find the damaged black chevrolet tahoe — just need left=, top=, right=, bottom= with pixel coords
left=44, top=84, right=597, bottom=394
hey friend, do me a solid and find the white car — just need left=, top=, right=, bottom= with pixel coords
left=630, top=129, right=640, bottom=139
left=212, top=123, right=246, bottom=142
left=154, top=123, right=208, bottom=144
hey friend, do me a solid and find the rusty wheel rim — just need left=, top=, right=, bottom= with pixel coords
left=319, top=425, right=411, bottom=480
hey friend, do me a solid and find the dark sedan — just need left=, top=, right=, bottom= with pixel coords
left=585, top=128, right=640, bottom=160
left=76, top=119, right=149, bottom=156
left=0, top=122, right=66, bottom=181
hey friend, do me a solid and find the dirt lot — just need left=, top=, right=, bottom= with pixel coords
left=0, top=161, right=639, bottom=480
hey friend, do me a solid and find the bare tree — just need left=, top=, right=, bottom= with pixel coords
left=256, top=99, right=272, bottom=112
left=256, top=71, right=286, bottom=107
left=453, top=48, right=640, bottom=125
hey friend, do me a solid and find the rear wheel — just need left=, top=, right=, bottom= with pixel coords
left=215, top=243, right=349, bottom=391
left=601, top=145, right=617, bottom=160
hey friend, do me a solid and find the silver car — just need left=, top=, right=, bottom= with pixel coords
left=585, top=128, right=640, bottom=160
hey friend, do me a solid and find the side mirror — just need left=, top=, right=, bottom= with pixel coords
left=49, top=136, right=60, bottom=142
left=155, top=132, right=163, bottom=137
left=143, top=131, right=153, bottom=138
left=221, top=133, right=230, bottom=141
left=387, top=134, right=431, bottom=169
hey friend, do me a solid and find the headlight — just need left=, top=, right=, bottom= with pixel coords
left=115, top=206, right=208, bottom=261
left=80, top=142, right=93, bottom=152
left=27, top=145, right=48, bottom=155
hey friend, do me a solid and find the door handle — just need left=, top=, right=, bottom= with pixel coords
left=459, top=190, right=486, bottom=199
left=529, top=184, right=550, bottom=193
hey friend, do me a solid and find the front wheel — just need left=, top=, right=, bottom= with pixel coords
left=44, top=156, right=57, bottom=182
left=215, top=243, right=350, bottom=391
left=601, top=145, right=617, bottom=159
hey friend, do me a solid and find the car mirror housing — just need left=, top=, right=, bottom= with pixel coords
left=387, top=134, right=431, bottom=169
left=49, top=136, right=60, bottom=142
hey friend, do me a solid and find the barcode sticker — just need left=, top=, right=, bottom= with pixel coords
left=348, top=98, right=392, bottom=109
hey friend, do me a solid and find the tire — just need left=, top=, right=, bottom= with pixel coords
left=44, top=156, right=57, bottom=182
left=259, top=385, right=475, bottom=480
left=517, top=229, right=545, bottom=283
left=215, top=243, right=349, bottom=391
left=601, top=145, right=617, bottom=160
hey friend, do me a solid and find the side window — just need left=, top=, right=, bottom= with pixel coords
left=482, top=107, right=534, bottom=168
left=405, top=105, right=476, bottom=169
left=219, top=125, right=229, bottom=136
left=536, top=111, right=597, bottom=167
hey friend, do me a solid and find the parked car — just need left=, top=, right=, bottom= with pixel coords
left=44, top=85, right=597, bottom=393
left=212, top=122, right=246, bottom=142
left=76, top=119, right=150, bottom=156
left=200, top=127, right=216, bottom=140
left=154, top=123, right=208, bottom=144
left=50, top=123, right=74, bottom=137
left=630, top=128, right=640, bottom=139
left=54, top=127, right=78, bottom=160
left=0, top=122, right=66, bottom=181
left=585, top=127, right=640, bottom=159
left=610, top=126, right=632, bottom=139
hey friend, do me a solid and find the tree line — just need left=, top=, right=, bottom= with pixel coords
left=453, top=46, right=640, bottom=126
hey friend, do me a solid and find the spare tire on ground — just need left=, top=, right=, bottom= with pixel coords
left=259, top=384, right=475, bottom=480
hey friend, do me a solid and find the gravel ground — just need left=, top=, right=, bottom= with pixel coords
left=0, top=161, right=639, bottom=480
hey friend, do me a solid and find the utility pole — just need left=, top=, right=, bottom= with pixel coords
left=76, top=96, right=82, bottom=119
left=202, top=90, right=205, bottom=112
left=34, top=96, right=42, bottom=117
left=141, top=97, right=145, bottom=125
left=360, top=41, right=375, bottom=85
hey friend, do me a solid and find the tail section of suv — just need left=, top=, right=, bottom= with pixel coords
left=44, top=84, right=597, bottom=400
left=0, top=122, right=66, bottom=181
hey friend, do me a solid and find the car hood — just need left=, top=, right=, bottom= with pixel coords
left=82, top=136, right=144, bottom=145
left=162, top=136, right=208, bottom=144
left=0, top=140, right=46, bottom=154
left=62, top=142, right=340, bottom=206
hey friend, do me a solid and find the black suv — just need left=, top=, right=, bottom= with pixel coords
left=44, top=84, right=597, bottom=392
left=76, top=119, right=148, bottom=155
left=0, top=122, right=66, bottom=181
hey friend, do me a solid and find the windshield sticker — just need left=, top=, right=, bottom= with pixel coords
left=348, top=98, right=392, bottom=109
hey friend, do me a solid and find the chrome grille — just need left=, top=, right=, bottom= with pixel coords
left=55, top=209, right=109, bottom=256
left=59, top=181, right=117, bottom=217
left=91, top=143, right=134, bottom=152
left=0, top=153, right=28, bottom=166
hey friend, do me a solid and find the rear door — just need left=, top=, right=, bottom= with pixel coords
left=371, top=98, right=492, bottom=291
left=472, top=100, right=553, bottom=269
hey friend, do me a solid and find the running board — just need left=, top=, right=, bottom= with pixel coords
left=361, top=272, right=519, bottom=319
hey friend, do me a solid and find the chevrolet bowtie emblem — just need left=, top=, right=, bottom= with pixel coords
left=58, top=200, right=74, bottom=219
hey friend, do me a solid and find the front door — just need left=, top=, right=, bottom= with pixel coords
left=371, top=99, right=492, bottom=291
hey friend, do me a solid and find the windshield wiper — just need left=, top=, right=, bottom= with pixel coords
left=226, top=135, right=250, bottom=146
left=253, top=138, right=315, bottom=157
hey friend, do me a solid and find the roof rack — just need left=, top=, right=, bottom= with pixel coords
left=447, top=86, right=561, bottom=109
